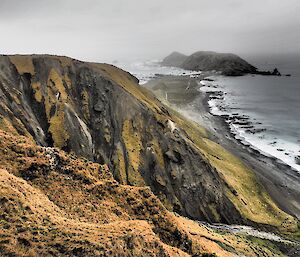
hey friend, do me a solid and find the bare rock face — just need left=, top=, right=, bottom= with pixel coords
left=0, top=55, right=296, bottom=230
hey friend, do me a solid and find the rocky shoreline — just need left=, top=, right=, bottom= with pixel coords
left=146, top=74, right=300, bottom=221
left=201, top=77, right=300, bottom=172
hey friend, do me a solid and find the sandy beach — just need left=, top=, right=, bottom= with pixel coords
left=145, top=74, right=300, bottom=220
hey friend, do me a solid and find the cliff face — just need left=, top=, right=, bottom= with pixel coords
left=0, top=55, right=296, bottom=230
left=162, top=51, right=257, bottom=76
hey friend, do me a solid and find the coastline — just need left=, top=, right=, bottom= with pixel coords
left=202, top=86, right=300, bottom=218
left=145, top=74, right=300, bottom=220
left=202, top=75, right=300, bottom=173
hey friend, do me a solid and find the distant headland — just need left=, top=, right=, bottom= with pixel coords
left=162, top=51, right=289, bottom=76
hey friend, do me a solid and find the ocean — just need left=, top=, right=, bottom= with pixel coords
left=120, top=55, right=300, bottom=172
left=119, top=60, right=200, bottom=84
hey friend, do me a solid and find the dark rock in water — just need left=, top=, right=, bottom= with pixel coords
left=245, top=128, right=267, bottom=134
left=203, top=78, right=215, bottom=82
left=272, top=68, right=281, bottom=76
left=285, top=74, right=291, bottom=77
left=295, top=156, right=300, bottom=165
left=233, top=120, right=251, bottom=126
left=255, top=67, right=282, bottom=76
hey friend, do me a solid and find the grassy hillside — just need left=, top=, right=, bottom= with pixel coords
left=0, top=122, right=296, bottom=256
left=0, top=54, right=297, bottom=232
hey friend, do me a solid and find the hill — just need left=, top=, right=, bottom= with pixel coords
left=161, top=52, right=188, bottom=67
left=1, top=125, right=297, bottom=256
left=162, top=51, right=257, bottom=76
left=0, top=54, right=298, bottom=255
left=181, top=51, right=257, bottom=76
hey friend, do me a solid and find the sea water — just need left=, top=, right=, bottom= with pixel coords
left=201, top=54, right=300, bottom=172
left=119, top=60, right=201, bottom=84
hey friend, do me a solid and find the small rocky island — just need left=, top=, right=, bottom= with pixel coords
left=162, top=51, right=284, bottom=76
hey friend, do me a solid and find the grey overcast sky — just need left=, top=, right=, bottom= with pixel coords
left=1, top=0, right=300, bottom=62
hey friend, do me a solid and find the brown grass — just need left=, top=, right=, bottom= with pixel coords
left=122, top=119, right=145, bottom=186
left=9, top=55, right=35, bottom=75
left=0, top=127, right=289, bottom=256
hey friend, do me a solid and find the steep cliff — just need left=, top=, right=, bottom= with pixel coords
left=0, top=55, right=296, bottom=231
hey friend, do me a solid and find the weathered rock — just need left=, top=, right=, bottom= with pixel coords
left=165, top=150, right=179, bottom=163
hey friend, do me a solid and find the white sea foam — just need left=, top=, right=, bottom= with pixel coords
left=232, top=124, right=300, bottom=171
left=202, top=77, right=300, bottom=172
left=119, top=60, right=201, bottom=84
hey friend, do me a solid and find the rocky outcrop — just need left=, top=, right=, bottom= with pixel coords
left=295, top=156, right=300, bottom=165
left=256, top=67, right=282, bottom=76
left=0, top=55, right=296, bottom=230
